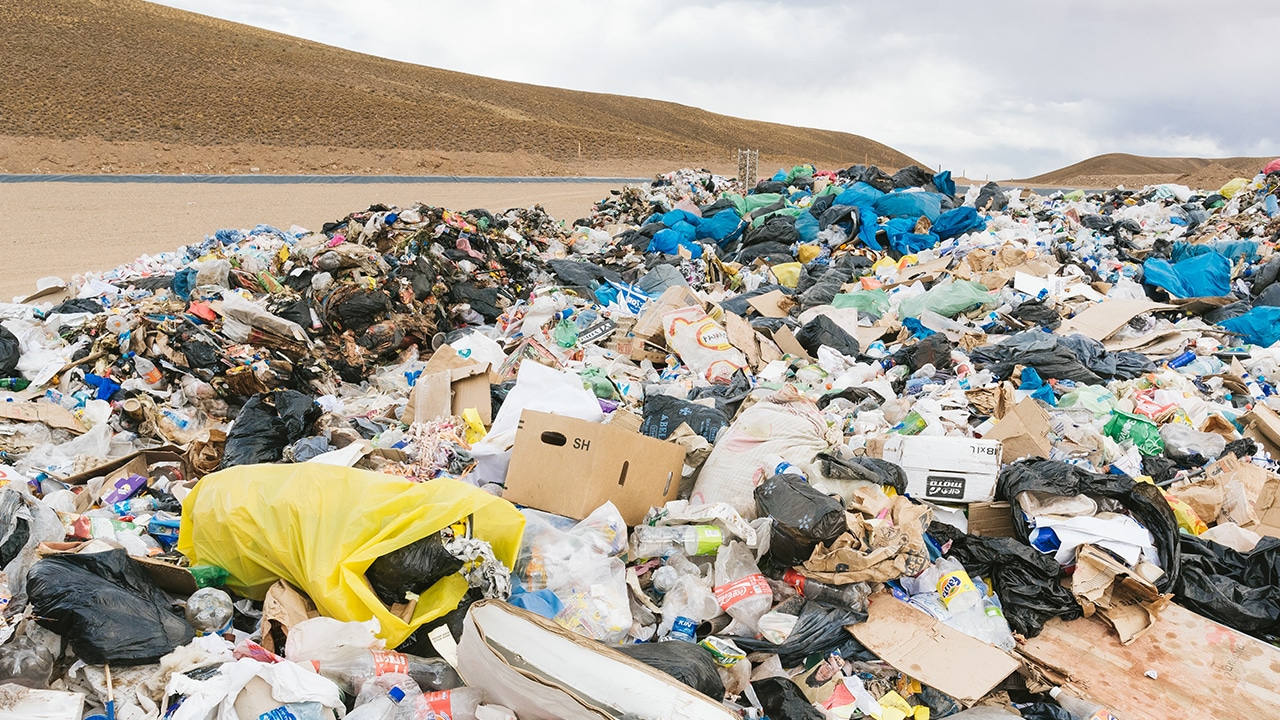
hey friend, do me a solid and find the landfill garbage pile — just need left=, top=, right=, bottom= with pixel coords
left=2, top=162, right=1280, bottom=719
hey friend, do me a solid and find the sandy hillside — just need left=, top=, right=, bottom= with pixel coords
left=1021, top=153, right=1272, bottom=190
left=0, top=0, right=919, bottom=176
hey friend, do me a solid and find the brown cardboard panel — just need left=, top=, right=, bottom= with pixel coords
left=505, top=410, right=684, bottom=525
left=984, top=397, right=1053, bottom=461
left=747, top=289, right=790, bottom=318
left=770, top=326, right=813, bottom=362
left=966, top=501, right=1016, bottom=538
left=848, top=593, right=1020, bottom=705
left=1057, top=300, right=1175, bottom=341
left=1019, top=603, right=1280, bottom=720
left=0, top=401, right=86, bottom=434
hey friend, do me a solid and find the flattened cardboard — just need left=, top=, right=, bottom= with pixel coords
left=133, top=556, right=200, bottom=595
left=770, top=326, right=813, bottom=362
left=505, top=410, right=684, bottom=525
left=747, top=289, right=790, bottom=318
left=60, top=446, right=188, bottom=487
left=1057, top=299, right=1175, bottom=341
left=1019, top=602, right=1280, bottom=720
left=848, top=593, right=1019, bottom=705
left=1247, top=472, right=1280, bottom=539
left=634, top=286, right=703, bottom=340
left=1072, top=544, right=1171, bottom=645
left=967, top=501, right=1016, bottom=538
left=983, top=397, right=1053, bottom=462
left=0, top=401, right=86, bottom=434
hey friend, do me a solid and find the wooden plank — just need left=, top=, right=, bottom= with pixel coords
left=1019, top=603, right=1280, bottom=720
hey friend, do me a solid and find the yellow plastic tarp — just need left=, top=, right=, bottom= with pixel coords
left=1219, top=177, right=1249, bottom=199
left=771, top=262, right=802, bottom=288
left=176, top=464, right=525, bottom=647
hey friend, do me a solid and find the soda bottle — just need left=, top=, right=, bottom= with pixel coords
left=310, top=649, right=461, bottom=695
left=417, top=687, right=483, bottom=720
left=111, top=496, right=160, bottom=517
left=633, top=525, right=725, bottom=558
left=781, top=569, right=871, bottom=611
left=934, top=557, right=980, bottom=612
left=1049, top=687, right=1119, bottom=720
left=0, top=377, right=30, bottom=391
left=132, top=353, right=163, bottom=385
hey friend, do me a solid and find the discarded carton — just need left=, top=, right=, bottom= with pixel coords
left=633, top=285, right=704, bottom=341
left=0, top=401, right=86, bottom=434
left=1071, top=544, right=1171, bottom=645
left=1019, top=602, right=1280, bottom=720
left=848, top=593, right=1020, bottom=705
left=1057, top=299, right=1176, bottom=341
left=747, top=289, right=791, bottom=318
left=505, top=410, right=684, bottom=525
left=882, top=435, right=1002, bottom=503
left=457, top=600, right=737, bottom=720
left=983, top=397, right=1053, bottom=462
left=405, top=344, right=493, bottom=426
left=261, top=580, right=320, bottom=655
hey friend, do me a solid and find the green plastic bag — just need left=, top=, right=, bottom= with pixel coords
left=832, top=290, right=891, bottom=317
left=1103, top=411, right=1165, bottom=456
left=897, top=280, right=996, bottom=318
left=1058, top=386, right=1117, bottom=417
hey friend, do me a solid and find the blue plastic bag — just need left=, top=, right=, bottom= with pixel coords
left=1143, top=252, right=1231, bottom=298
left=932, top=206, right=986, bottom=240
left=1218, top=306, right=1280, bottom=347
left=873, top=191, right=944, bottom=222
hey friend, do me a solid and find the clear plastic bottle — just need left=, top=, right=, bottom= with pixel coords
left=781, top=569, right=871, bottom=611
left=633, top=525, right=724, bottom=558
left=417, top=687, right=483, bottom=720
left=934, top=557, right=980, bottom=612
left=310, top=648, right=462, bottom=695
left=185, top=587, right=234, bottom=635
left=1049, top=687, right=1119, bottom=720
left=130, top=353, right=163, bottom=386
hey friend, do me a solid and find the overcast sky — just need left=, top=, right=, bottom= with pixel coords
left=154, top=0, right=1280, bottom=179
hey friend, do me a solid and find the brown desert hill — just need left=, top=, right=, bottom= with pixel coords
left=0, top=0, right=920, bottom=176
left=1019, top=152, right=1273, bottom=190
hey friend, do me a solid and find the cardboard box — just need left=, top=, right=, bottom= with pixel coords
left=983, top=397, right=1053, bottom=461
left=848, top=593, right=1019, bottom=705
left=882, top=435, right=1002, bottom=503
left=405, top=344, right=494, bottom=426
left=505, top=410, right=684, bottom=525
left=59, top=445, right=188, bottom=487
left=966, top=501, right=1016, bottom=538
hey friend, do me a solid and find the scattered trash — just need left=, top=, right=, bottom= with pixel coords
left=2, top=161, right=1280, bottom=718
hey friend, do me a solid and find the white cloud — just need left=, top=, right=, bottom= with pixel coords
left=153, top=0, right=1280, bottom=177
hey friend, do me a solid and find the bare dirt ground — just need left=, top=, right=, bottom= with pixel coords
left=0, top=181, right=620, bottom=300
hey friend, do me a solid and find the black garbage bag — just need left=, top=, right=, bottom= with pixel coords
left=366, top=532, right=463, bottom=607
left=48, top=298, right=103, bottom=315
left=1251, top=255, right=1280, bottom=295
left=798, top=256, right=865, bottom=308
left=1175, top=534, right=1280, bottom=638
left=893, top=165, right=935, bottom=189
left=1056, top=334, right=1154, bottom=380
left=752, top=677, right=825, bottom=720
left=178, top=336, right=221, bottom=372
left=687, top=369, right=754, bottom=417
left=743, top=215, right=799, bottom=248
left=815, top=454, right=908, bottom=494
left=928, top=521, right=1082, bottom=637
left=891, top=333, right=955, bottom=372
left=795, top=315, right=859, bottom=358
left=755, top=474, right=847, bottom=567
left=996, top=459, right=1180, bottom=593
left=270, top=298, right=313, bottom=330
left=222, top=390, right=322, bottom=468
left=733, top=600, right=867, bottom=667
left=816, top=386, right=881, bottom=411
left=396, top=591, right=482, bottom=656
left=816, top=204, right=860, bottom=233
left=640, top=393, right=729, bottom=444
left=335, top=288, right=391, bottom=334
left=0, top=326, right=19, bottom=377
left=733, top=241, right=795, bottom=265
left=616, top=641, right=725, bottom=699
left=975, top=181, right=1008, bottom=211
left=547, top=259, right=622, bottom=289
left=807, top=193, right=836, bottom=218
left=1009, top=298, right=1061, bottom=329
left=448, top=282, right=505, bottom=322
left=1019, top=704, right=1073, bottom=720
left=27, top=549, right=195, bottom=665
left=971, top=331, right=1103, bottom=384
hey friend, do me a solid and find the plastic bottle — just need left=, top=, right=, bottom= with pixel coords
left=934, top=557, right=980, bottom=612
left=130, top=353, right=163, bottom=385
left=189, top=565, right=230, bottom=588
left=311, top=649, right=461, bottom=695
left=111, top=496, right=160, bottom=517
left=417, top=687, right=483, bottom=720
left=633, top=525, right=725, bottom=558
left=185, top=587, right=234, bottom=635
left=0, top=377, right=30, bottom=391
left=781, top=569, right=871, bottom=611
left=891, top=410, right=928, bottom=435
left=1049, top=687, right=1119, bottom=720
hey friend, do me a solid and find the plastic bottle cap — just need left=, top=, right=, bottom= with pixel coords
left=389, top=686, right=407, bottom=703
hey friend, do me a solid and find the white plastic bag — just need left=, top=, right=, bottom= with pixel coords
left=662, top=306, right=747, bottom=383
left=712, top=542, right=772, bottom=635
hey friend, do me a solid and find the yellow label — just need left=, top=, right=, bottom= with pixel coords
left=937, top=570, right=977, bottom=607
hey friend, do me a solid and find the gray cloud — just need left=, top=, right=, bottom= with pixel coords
left=154, top=0, right=1280, bottom=178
